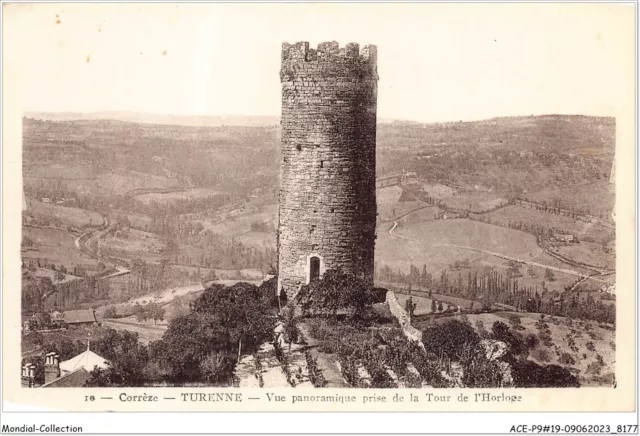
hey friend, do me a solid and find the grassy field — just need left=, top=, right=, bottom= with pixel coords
left=134, top=188, right=222, bottom=204
left=197, top=204, right=277, bottom=251
left=440, top=191, right=507, bottom=212
left=376, top=219, right=591, bottom=293
left=396, top=206, right=443, bottom=226
left=555, top=243, right=615, bottom=270
left=480, top=205, right=615, bottom=244
left=377, top=186, right=404, bottom=220
left=99, top=229, right=165, bottom=263
left=417, top=182, right=455, bottom=199
left=379, top=200, right=426, bottom=222
left=397, top=219, right=541, bottom=258
left=167, top=264, right=264, bottom=281
left=236, top=231, right=276, bottom=249
left=125, top=213, right=152, bottom=231
left=395, top=294, right=435, bottom=316
left=25, top=200, right=104, bottom=228
left=31, top=267, right=81, bottom=284
left=22, top=227, right=99, bottom=270
left=525, top=180, right=615, bottom=220
left=482, top=205, right=585, bottom=233
left=24, top=165, right=178, bottom=198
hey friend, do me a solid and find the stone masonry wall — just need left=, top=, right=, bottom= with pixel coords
left=277, top=41, right=378, bottom=299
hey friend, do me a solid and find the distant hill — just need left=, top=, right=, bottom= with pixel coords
left=25, top=111, right=406, bottom=127
left=22, top=114, right=615, bottom=213
left=24, top=111, right=282, bottom=128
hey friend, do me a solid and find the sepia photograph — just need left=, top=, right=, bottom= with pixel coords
left=2, top=2, right=635, bottom=416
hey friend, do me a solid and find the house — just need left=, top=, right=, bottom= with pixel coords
left=59, top=347, right=109, bottom=374
left=23, top=347, right=110, bottom=388
left=41, top=367, right=92, bottom=388
left=50, top=311, right=64, bottom=323
left=553, top=232, right=575, bottom=243
left=63, top=309, right=97, bottom=327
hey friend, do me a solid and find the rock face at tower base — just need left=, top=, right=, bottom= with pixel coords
left=277, top=41, right=379, bottom=300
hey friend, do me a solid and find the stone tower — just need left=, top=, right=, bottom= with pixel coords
left=277, top=41, right=378, bottom=299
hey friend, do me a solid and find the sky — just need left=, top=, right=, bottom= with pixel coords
left=3, top=2, right=635, bottom=123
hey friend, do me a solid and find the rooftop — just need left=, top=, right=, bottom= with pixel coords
left=60, top=349, right=109, bottom=373
left=63, top=309, right=96, bottom=324
left=41, top=367, right=91, bottom=388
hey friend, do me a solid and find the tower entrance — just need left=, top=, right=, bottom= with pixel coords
left=309, top=256, right=321, bottom=282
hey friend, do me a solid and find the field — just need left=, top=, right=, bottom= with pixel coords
left=100, top=319, right=167, bottom=344
left=395, top=294, right=434, bottom=316
left=555, top=242, right=615, bottom=270
left=480, top=205, right=615, bottom=244
left=525, top=180, right=615, bottom=220
left=376, top=218, right=594, bottom=293
left=25, top=200, right=104, bottom=228
left=30, top=267, right=81, bottom=285
left=440, top=190, right=507, bottom=213
left=377, top=186, right=404, bottom=220
left=22, top=227, right=99, bottom=270
left=197, top=203, right=277, bottom=250
left=125, top=213, right=152, bottom=231
left=167, top=264, right=265, bottom=281
left=417, top=182, right=455, bottom=199
left=396, top=219, right=542, bottom=258
left=236, top=231, right=276, bottom=248
left=482, top=205, right=586, bottom=233
left=24, top=166, right=179, bottom=198
left=134, top=188, right=222, bottom=204
left=99, top=229, right=165, bottom=263
left=396, top=206, right=443, bottom=226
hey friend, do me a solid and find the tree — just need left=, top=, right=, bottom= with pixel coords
left=405, top=297, right=417, bottom=319
left=203, top=270, right=218, bottom=283
left=511, top=361, right=580, bottom=387
left=103, top=306, right=117, bottom=319
left=87, top=328, right=150, bottom=387
left=134, top=304, right=148, bottom=323
left=199, top=352, right=235, bottom=385
left=147, top=303, right=165, bottom=325
left=437, top=301, right=444, bottom=312
left=154, top=282, right=276, bottom=382
left=422, top=319, right=480, bottom=361
left=508, top=314, right=523, bottom=330
left=491, top=321, right=527, bottom=358
left=431, top=299, right=437, bottom=313
left=295, top=269, right=374, bottom=317
left=544, top=268, right=556, bottom=282
left=558, top=353, right=576, bottom=365
left=507, top=261, right=522, bottom=279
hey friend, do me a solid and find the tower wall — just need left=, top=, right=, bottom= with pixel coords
left=277, top=41, right=378, bottom=299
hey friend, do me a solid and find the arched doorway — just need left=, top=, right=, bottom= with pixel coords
left=309, top=256, right=321, bottom=282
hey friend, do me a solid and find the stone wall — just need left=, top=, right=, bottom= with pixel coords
left=385, top=291, right=424, bottom=344
left=277, top=41, right=378, bottom=299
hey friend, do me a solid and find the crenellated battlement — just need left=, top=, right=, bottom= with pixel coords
left=281, top=41, right=377, bottom=64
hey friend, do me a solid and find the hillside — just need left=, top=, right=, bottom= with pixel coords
left=377, top=115, right=615, bottom=202
left=23, top=114, right=615, bottom=218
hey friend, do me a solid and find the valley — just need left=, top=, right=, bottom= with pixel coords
left=21, top=114, right=616, bottom=386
